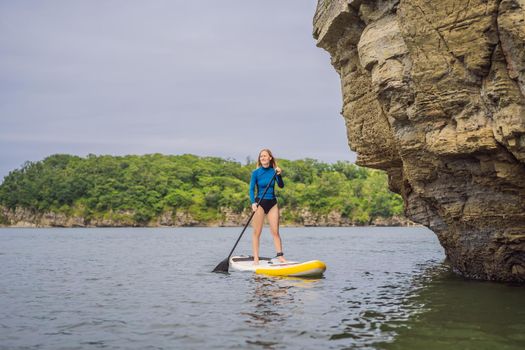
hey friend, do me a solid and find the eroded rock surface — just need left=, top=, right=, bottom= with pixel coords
left=314, top=0, right=525, bottom=281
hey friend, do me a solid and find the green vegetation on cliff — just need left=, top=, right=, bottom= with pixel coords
left=0, top=154, right=403, bottom=225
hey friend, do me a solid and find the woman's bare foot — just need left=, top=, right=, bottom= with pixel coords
left=278, top=256, right=286, bottom=263
left=253, top=257, right=259, bottom=265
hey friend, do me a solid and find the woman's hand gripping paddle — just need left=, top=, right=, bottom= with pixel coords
left=212, top=171, right=277, bottom=273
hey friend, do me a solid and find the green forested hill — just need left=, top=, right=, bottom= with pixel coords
left=0, top=154, right=404, bottom=226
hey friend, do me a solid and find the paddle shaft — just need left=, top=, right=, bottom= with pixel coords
left=224, top=171, right=278, bottom=261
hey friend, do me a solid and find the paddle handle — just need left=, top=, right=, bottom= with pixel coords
left=225, top=171, right=278, bottom=260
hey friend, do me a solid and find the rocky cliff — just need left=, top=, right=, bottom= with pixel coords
left=314, top=0, right=525, bottom=282
left=0, top=205, right=412, bottom=228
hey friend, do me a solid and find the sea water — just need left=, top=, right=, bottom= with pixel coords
left=0, top=227, right=524, bottom=349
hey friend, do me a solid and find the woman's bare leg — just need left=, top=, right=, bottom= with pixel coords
left=252, top=206, right=265, bottom=264
left=267, top=205, right=285, bottom=262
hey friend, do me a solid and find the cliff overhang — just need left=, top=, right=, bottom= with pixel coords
left=313, top=0, right=525, bottom=282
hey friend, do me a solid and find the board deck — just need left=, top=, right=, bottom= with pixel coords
left=230, top=255, right=326, bottom=277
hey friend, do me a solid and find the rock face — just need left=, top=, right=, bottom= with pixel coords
left=314, top=0, right=525, bottom=282
left=0, top=205, right=411, bottom=228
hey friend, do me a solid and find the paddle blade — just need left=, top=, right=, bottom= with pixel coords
left=212, top=258, right=230, bottom=273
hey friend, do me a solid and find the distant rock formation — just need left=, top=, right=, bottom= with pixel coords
left=314, top=0, right=525, bottom=281
left=0, top=205, right=411, bottom=228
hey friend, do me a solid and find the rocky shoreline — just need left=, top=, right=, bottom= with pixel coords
left=0, top=206, right=416, bottom=228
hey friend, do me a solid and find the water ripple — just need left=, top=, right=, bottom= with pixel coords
left=1, top=228, right=523, bottom=350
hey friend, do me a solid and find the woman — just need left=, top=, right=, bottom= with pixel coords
left=249, top=149, right=285, bottom=265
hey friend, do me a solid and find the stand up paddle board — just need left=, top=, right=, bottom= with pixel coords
left=230, top=256, right=326, bottom=277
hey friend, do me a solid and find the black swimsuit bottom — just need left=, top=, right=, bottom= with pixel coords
left=256, top=198, right=277, bottom=214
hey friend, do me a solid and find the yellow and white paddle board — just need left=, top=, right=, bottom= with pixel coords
left=230, top=256, right=326, bottom=277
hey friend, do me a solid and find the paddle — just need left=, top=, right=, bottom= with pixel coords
left=212, top=170, right=278, bottom=273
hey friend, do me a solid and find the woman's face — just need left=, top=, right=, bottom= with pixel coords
left=259, top=151, right=271, bottom=167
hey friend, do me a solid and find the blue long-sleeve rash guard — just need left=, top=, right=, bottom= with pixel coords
left=249, top=167, right=284, bottom=203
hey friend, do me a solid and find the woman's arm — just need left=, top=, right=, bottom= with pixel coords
left=276, top=174, right=284, bottom=188
left=249, top=171, right=257, bottom=203
left=275, top=167, right=284, bottom=188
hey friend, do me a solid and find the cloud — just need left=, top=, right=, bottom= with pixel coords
left=0, top=1, right=354, bottom=181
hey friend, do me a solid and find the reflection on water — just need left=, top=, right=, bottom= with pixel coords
left=1, top=227, right=522, bottom=350
left=241, top=276, right=324, bottom=349
left=241, top=275, right=320, bottom=326
left=244, top=276, right=322, bottom=326
left=243, top=276, right=293, bottom=326
left=374, top=265, right=525, bottom=350
left=327, top=261, right=525, bottom=350
left=328, top=260, right=444, bottom=347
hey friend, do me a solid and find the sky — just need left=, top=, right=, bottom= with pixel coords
left=0, top=1, right=355, bottom=181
